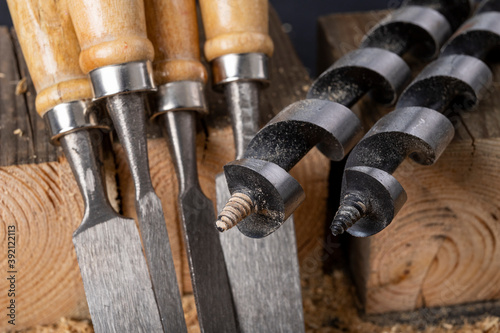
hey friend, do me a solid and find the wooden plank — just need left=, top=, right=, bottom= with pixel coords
left=10, top=29, right=58, bottom=164
left=0, top=27, right=35, bottom=166
left=318, top=10, right=500, bottom=315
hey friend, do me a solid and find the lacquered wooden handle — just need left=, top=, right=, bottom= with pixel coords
left=7, top=0, right=92, bottom=116
left=68, top=0, right=154, bottom=74
left=199, top=0, right=274, bottom=62
left=145, top=0, right=207, bottom=85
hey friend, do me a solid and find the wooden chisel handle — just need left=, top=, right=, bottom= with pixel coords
left=7, top=0, right=92, bottom=116
left=145, top=0, right=207, bottom=85
left=68, top=0, right=154, bottom=74
left=199, top=0, right=274, bottom=61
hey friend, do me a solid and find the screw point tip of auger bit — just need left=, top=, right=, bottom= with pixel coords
left=215, top=192, right=256, bottom=232
left=330, top=193, right=367, bottom=236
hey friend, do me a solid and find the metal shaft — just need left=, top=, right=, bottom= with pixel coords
left=161, top=110, right=238, bottom=332
left=106, top=93, right=187, bottom=332
left=61, top=130, right=110, bottom=228
left=225, top=81, right=260, bottom=160
left=162, top=111, right=200, bottom=193
left=61, top=130, right=164, bottom=332
left=216, top=81, right=260, bottom=232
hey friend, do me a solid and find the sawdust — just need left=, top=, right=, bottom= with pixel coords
left=16, top=318, right=93, bottom=333
left=17, top=264, right=500, bottom=333
left=301, top=265, right=500, bottom=333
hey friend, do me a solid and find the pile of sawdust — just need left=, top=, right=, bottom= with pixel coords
left=17, top=265, right=500, bottom=333
left=17, top=318, right=93, bottom=333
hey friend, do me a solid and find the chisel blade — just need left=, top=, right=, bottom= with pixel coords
left=136, top=192, right=188, bottom=331
left=107, top=93, right=187, bottom=332
left=74, top=216, right=164, bottom=333
left=61, top=130, right=164, bottom=332
left=216, top=174, right=305, bottom=332
left=178, top=186, right=238, bottom=332
left=160, top=110, right=238, bottom=331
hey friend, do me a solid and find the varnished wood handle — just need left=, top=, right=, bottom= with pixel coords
left=7, top=0, right=92, bottom=116
left=68, top=0, right=154, bottom=74
left=199, top=0, right=274, bottom=62
left=145, top=0, right=207, bottom=85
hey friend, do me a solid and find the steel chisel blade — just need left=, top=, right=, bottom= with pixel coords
left=179, top=186, right=238, bottom=332
left=216, top=174, right=305, bottom=332
left=74, top=216, right=164, bottom=333
left=136, top=192, right=187, bottom=332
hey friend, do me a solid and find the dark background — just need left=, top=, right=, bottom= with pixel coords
left=0, top=0, right=390, bottom=76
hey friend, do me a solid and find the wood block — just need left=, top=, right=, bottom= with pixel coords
left=318, top=11, right=500, bottom=315
left=0, top=7, right=329, bottom=330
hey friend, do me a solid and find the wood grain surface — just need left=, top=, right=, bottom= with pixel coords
left=145, top=0, right=207, bottom=85
left=199, top=0, right=274, bottom=61
left=7, top=0, right=92, bottom=116
left=318, top=10, right=500, bottom=315
left=68, top=0, right=154, bottom=73
left=0, top=7, right=329, bottom=330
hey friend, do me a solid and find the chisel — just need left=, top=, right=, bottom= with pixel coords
left=7, top=0, right=164, bottom=331
left=199, top=1, right=305, bottom=331
left=144, top=0, right=238, bottom=331
left=67, top=1, right=186, bottom=331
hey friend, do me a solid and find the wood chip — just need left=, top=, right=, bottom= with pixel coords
left=481, top=316, right=499, bottom=331
left=15, top=77, right=27, bottom=95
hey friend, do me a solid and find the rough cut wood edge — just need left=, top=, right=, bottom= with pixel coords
left=0, top=161, right=90, bottom=330
left=319, top=11, right=500, bottom=315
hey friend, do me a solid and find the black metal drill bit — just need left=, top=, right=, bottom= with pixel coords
left=332, top=0, right=500, bottom=237
left=216, top=0, right=473, bottom=238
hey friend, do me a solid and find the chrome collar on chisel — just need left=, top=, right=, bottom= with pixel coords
left=44, top=100, right=109, bottom=144
left=89, top=60, right=156, bottom=99
left=333, top=3, right=500, bottom=237
left=151, top=80, right=207, bottom=117
left=212, top=52, right=270, bottom=87
left=216, top=0, right=473, bottom=238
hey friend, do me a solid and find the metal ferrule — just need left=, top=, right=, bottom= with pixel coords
left=211, top=53, right=270, bottom=89
left=44, top=100, right=109, bottom=145
left=151, top=80, right=207, bottom=119
left=89, top=60, right=155, bottom=99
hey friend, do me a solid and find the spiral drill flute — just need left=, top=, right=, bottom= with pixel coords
left=332, top=0, right=500, bottom=237
left=216, top=0, right=473, bottom=238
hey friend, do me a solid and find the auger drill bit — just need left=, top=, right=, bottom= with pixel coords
left=144, top=0, right=238, bottom=331
left=332, top=0, right=500, bottom=237
left=199, top=1, right=305, bottom=331
left=7, top=0, right=164, bottom=331
left=67, top=1, right=186, bottom=331
left=216, top=0, right=473, bottom=239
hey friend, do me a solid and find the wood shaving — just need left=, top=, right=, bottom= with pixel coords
left=15, top=78, right=27, bottom=95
